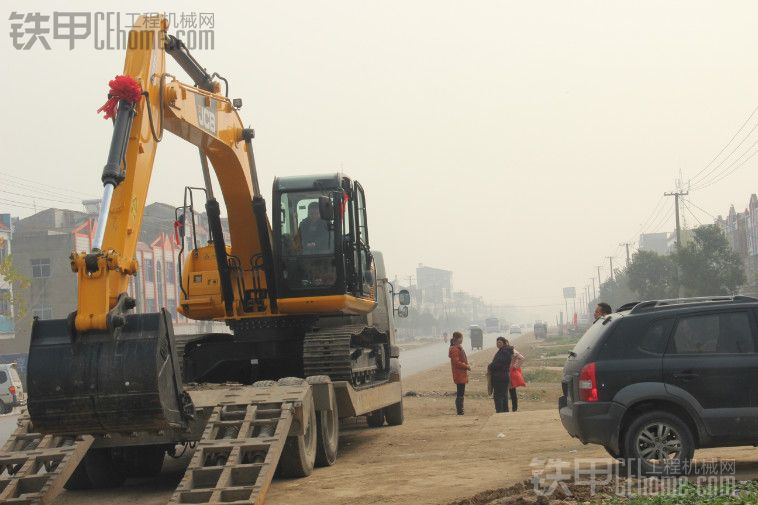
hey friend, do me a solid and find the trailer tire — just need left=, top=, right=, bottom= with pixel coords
left=366, top=409, right=384, bottom=428
left=253, top=380, right=277, bottom=387
left=64, top=460, right=92, bottom=490
left=384, top=398, right=404, bottom=426
left=314, top=399, right=338, bottom=467
left=279, top=398, right=317, bottom=478
left=84, top=448, right=126, bottom=488
left=277, top=377, right=306, bottom=386
left=116, top=445, right=166, bottom=478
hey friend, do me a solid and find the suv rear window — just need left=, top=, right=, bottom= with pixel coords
left=668, top=312, right=755, bottom=354
left=640, top=319, right=674, bottom=354
left=571, top=316, right=617, bottom=359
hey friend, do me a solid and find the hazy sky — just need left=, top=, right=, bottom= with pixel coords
left=2, top=1, right=758, bottom=319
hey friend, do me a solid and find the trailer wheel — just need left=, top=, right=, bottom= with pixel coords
left=64, top=459, right=92, bottom=490
left=366, top=409, right=384, bottom=428
left=279, top=397, right=317, bottom=477
left=84, top=448, right=126, bottom=488
left=384, top=398, right=404, bottom=426
left=314, top=394, right=339, bottom=467
left=115, top=445, right=166, bottom=478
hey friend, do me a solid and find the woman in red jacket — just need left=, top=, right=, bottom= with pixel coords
left=448, top=331, right=470, bottom=415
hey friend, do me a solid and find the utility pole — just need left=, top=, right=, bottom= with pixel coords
left=596, top=266, right=602, bottom=290
left=606, top=256, right=614, bottom=282
left=665, top=190, right=689, bottom=297
left=619, top=242, right=632, bottom=267
left=590, top=277, right=596, bottom=301
left=664, top=190, right=689, bottom=248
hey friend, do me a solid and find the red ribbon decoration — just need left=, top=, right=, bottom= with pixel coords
left=174, top=219, right=183, bottom=246
left=97, top=75, right=143, bottom=120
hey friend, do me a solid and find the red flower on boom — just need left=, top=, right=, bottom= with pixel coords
left=97, top=75, right=143, bottom=120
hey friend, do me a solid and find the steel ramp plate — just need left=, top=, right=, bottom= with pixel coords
left=171, top=385, right=302, bottom=505
left=0, top=416, right=93, bottom=505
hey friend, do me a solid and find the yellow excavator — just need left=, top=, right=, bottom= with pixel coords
left=9, top=15, right=409, bottom=501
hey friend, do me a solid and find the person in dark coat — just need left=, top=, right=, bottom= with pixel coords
left=297, top=201, right=331, bottom=254
left=488, top=336, right=513, bottom=413
left=448, top=331, right=470, bottom=415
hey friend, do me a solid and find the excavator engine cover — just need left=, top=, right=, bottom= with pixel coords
left=27, top=310, right=188, bottom=435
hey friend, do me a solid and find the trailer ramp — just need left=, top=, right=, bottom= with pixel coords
left=170, top=382, right=309, bottom=505
left=0, top=417, right=93, bottom=505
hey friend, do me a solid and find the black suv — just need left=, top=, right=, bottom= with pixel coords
left=559, top=296, right=758, bottom=474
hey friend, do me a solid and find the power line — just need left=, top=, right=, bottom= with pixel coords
left=0, top=188, right=82, bottom=206
left=683, top=197, right=716, bottom=221
left=627, top=195, right=667, bottom=243
left=690, top=104, right=758, bottom=184
left=0, top=176, right=96, bottom=201
left=651, top=206, right=675, bottom=233
left=691, top=146, right=758, bottom=191
left=681, top=199, right=703, bottom=226
left=0, top=197, right=38, bottom=210
left=0, top=170, right=95, bottom=197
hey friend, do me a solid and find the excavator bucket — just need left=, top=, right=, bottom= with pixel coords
left=27, top=309, right=190, bottom=435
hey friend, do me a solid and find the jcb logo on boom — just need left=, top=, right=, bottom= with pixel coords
left=194, top=95, right=217, bottom=135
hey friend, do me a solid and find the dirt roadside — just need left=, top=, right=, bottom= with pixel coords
left=58, top=335, right=758, bottom=505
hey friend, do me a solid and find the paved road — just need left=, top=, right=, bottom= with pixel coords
left=399, top=331, right=524, bottom=376
left=0, top=410, right=20, bottom=443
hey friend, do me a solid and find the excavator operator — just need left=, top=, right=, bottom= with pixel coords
left=298, top=201, right=331, bottom=254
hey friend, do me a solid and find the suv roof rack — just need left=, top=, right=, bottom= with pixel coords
left=628, top=295, right=758, bottom=314
left=616, top=301, right=641, bottom=312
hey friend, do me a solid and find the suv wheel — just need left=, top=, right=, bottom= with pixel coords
left=623, top=410, right=694, bottom=476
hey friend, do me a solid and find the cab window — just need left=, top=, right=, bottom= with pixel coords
left=278, top=191, right=336, bottom=290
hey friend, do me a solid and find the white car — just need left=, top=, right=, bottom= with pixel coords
left=0, top=363, right=24, bottom=414
left=509, top=324, right=522, bottom=335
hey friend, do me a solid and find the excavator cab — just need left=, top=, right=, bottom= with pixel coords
left=273, top=174, right=377, bottom=315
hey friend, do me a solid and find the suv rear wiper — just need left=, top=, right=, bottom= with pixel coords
left=568, top=351, right=577, bottom=358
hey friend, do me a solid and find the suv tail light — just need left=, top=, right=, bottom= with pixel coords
left=8, top=386, right=16, bottom=396
left=578, top=362, right=598, bottom=402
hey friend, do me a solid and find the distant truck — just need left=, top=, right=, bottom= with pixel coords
left=484, top=317, right=500, bottom=333
left=469, top=325, right=484, bottom=350
left=533, top=322, right=548, bottom=339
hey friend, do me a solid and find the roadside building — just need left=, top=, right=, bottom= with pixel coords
left=0, top=214, right=15, bottom=336
left=415, top=264, right=453, bottom=318
left=0, top=202, right=223, bottom=377
left=638, top=232, right=669, bottom=255
left=716, top=194, right=758, bottom=295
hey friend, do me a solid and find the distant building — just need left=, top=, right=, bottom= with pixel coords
left=716, top=194, right=758, bottom=294
left=638, top=232, right=669, bottom=256
left=0, top=214, right=13, bottom=334
left=0, top=202, right=224, bottom=372
left=415, top=264, right=452, bottom=306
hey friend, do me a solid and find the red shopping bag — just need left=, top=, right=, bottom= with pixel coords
left=510, top=367, right=526, bottom=388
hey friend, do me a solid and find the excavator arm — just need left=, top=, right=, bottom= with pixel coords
left=27, top=15, right=276, bottom=435
left=71, top=15, right=275, bottom=333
